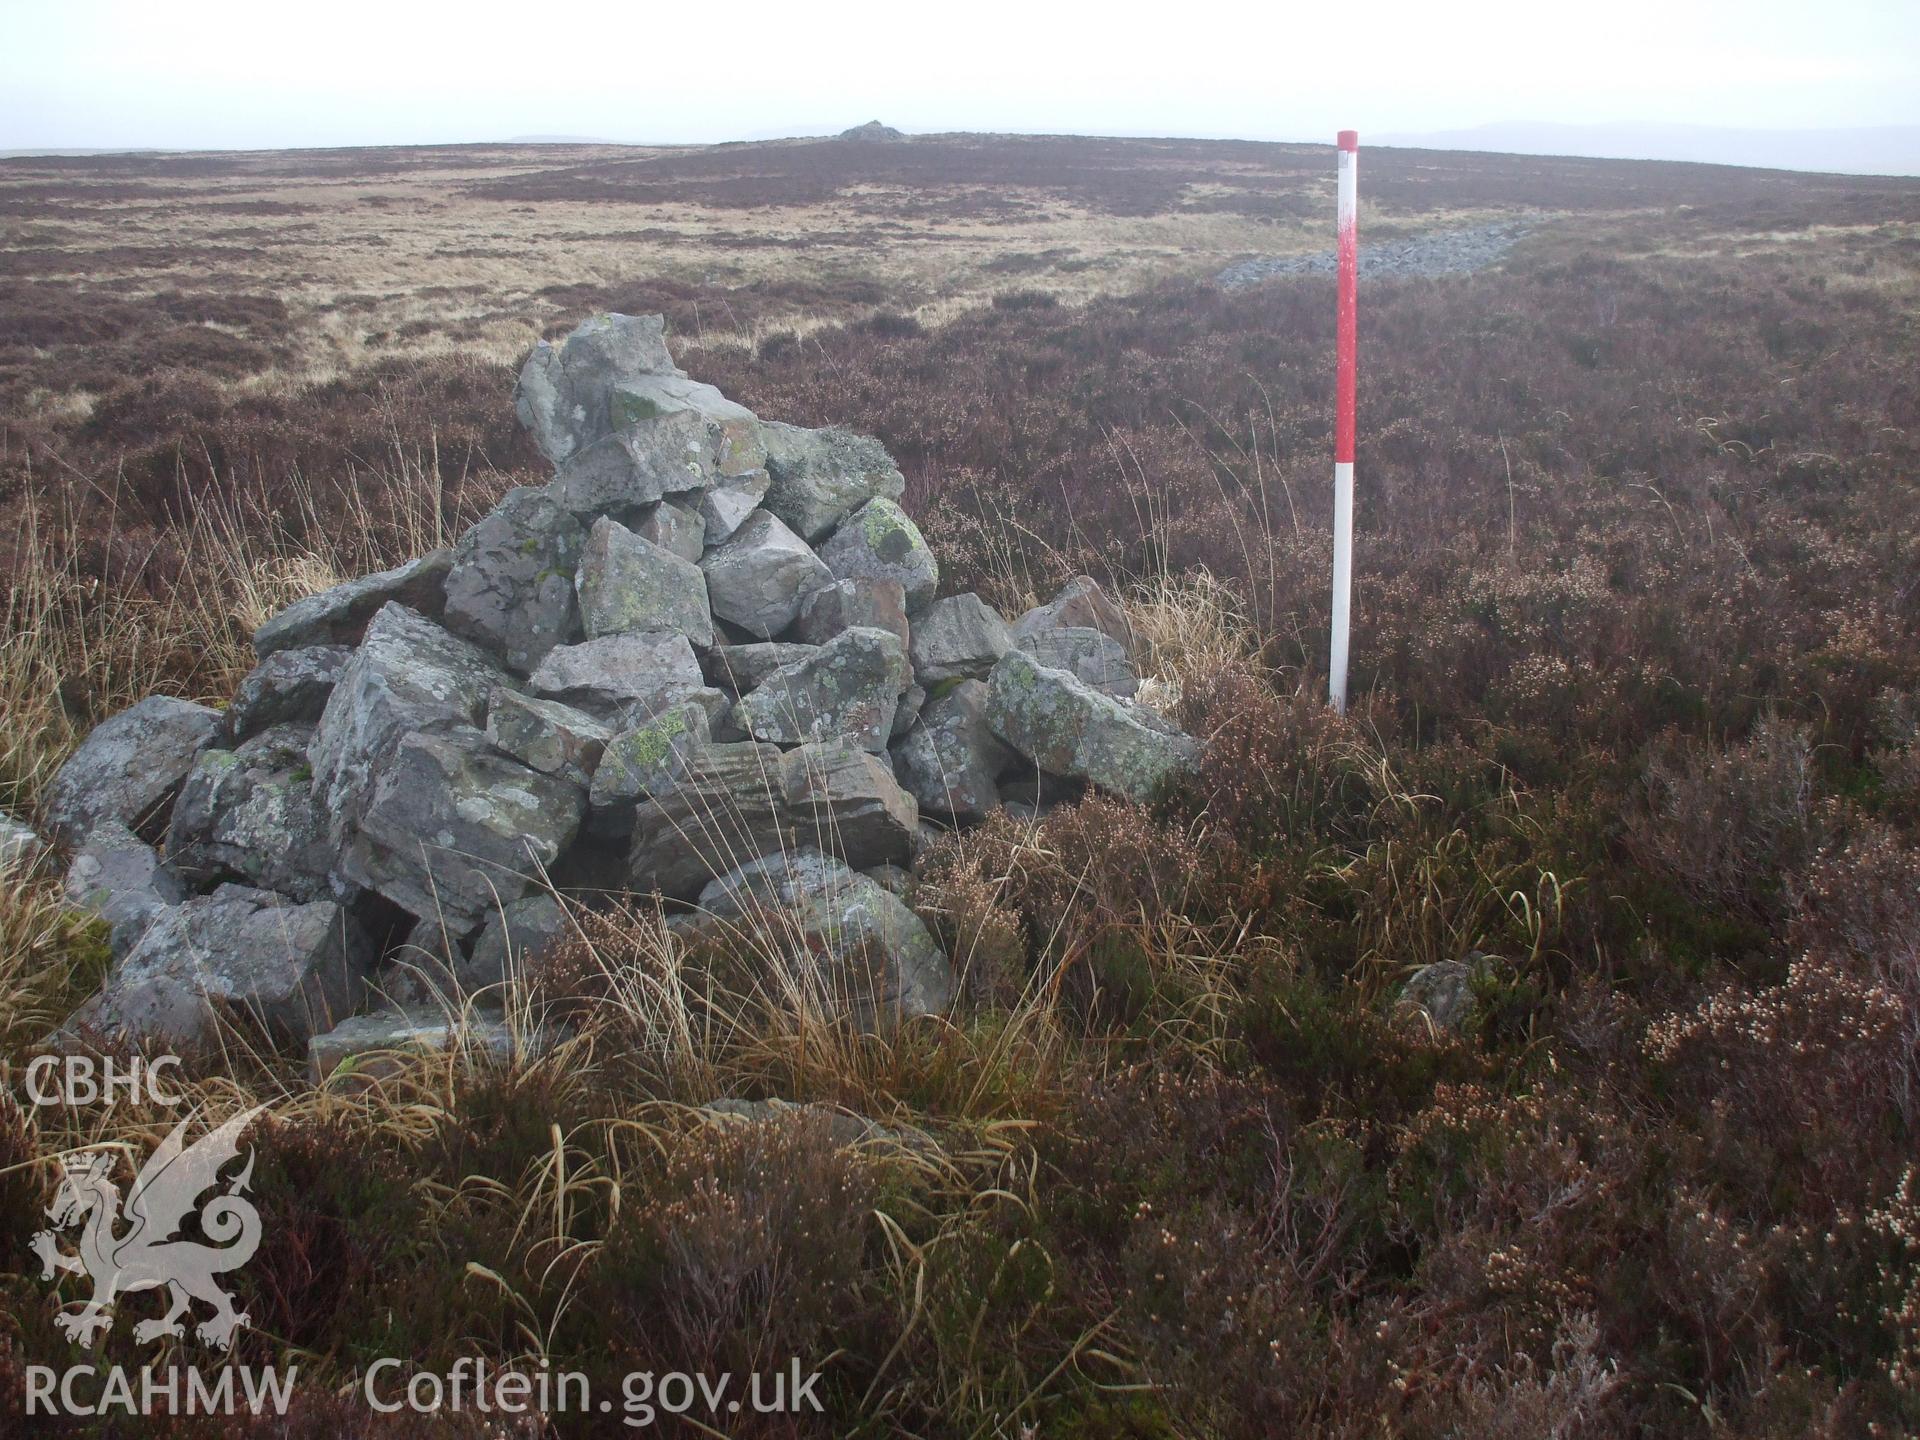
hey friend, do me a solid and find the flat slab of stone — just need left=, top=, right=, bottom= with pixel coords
left=68, top=884, right=373, bottom=1048
left=575, top=515, right=713, bottom=646
left=440, top=487, right=586, bottom=674
left=738, top=627, right=909, bottom=753
left=985, top=649, right=1198, bottom=804
left=252, top=550, right=452, bottom=658
left=818, top=497, right=939, bottom=612
left=699, top=510, right=835, bottom=640
left=628, top=739, right=917, bottom=898
left=760, top=423, right=907, bottom=541
left=308, top=1007, right=530, bottom=1085
left=43, top=695, right=222, bottom=844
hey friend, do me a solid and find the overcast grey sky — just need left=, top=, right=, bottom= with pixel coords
left=2, top=0, right=1916, bottom=154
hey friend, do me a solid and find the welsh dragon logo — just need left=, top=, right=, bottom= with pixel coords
left=31, top=1106, right=266, bottom=1351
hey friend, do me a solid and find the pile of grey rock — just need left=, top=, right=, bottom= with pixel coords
left=37, top=313, right=1198, bottom=1074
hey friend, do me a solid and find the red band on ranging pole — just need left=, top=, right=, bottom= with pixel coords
left=1329, top=131, right=1358, bottom=713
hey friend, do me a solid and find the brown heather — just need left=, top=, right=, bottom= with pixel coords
left=1, top=135, right=1919, bottom=1435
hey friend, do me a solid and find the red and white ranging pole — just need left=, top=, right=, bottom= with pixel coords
left=1329, top=129, right=1358, bottom=714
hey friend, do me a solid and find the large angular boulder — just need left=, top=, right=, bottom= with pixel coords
left=527, top=631, right=707, bottom=728
left=575, top=516, right=713, bottom=646
left=64, top=821, right=186, bottom=958
left=794, top=576, right=909, bottom=647
left=760, top=423, right=907, bottom=541
left=440, top=487, right=586, bottom=673
left=909, top=593, right=1011, bottom=684
left=514, top=312, right=682, bottom=465
left=738, top=627, right=910, bottom=753
left=985, top=649, right=1198, bottom=804
left=226, top=645, right=352, bottom=742
left=552, top=409, right=715, bottom=515
left=42, top=695, right=222, bottom=844
left=168, top=725, right=336, bottom=902
left=818, top=498, right=938, bottom=612
left=1011, top=575, right=1136, bottom=655
left=1016, top=625, right=1138, bottom=698
left=696, top=851, right=951, bottom=1030
left=251, top=550, right=452, bottom=658
left=308, top=603, right=509, bottom=839
left=628, top=739, right=917, bottom=898
left=699, top=510, right=835, bottom=640
left=342, top=726, right=586, bottom=933
left=66, top=884, right=373, bottom=1048
left=890, top=679, right=1020, bottom=823
left=486, top=690, right=612, bottom=789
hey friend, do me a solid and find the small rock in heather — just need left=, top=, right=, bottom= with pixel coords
left=0, top=815, right=46, bottom=872
left=818, top=498, right=939, bottom=614
left=575, top=515, right=714, bottom=646
left=699, top=510, right=835, bottom=640
left=486, top=690, right=613, bottom=788
left=251, top=550, right=453, bottom=658
left=1394, top=956, right=1491, bottom=1035
left=226, top=645, right=352, bottom=742
left=43, top=695, right=223, bottom=845
left=738, top=627, right=911, bottom=753
left=440, top=486, right=587, bottom=674
left=760, top=423, right=907, bottom=541
left=308, top=1007, right=528, bottom=1086
left=909, top=592, right=1012, bottom=684
left=794, top=576, right=909, bottom=647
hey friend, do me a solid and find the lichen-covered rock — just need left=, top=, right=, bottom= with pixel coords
left=909, top=592, right=1011, bottom=684
left=589, top=700, right=713, bottom=821
left=1016, top=625, right=1138, bottom=698
left=0, top=814, right=46, bottom=872
left=985, top=649, right=1198, bottom=803
left=527, top=631, right=706, bottom=728
left=64, top=821, right=186, bottom=958
left=341, top=725, right=586, bottom=933
left=760, top=423, right=906, bottom=541
left=696, top=850, right=951, bottom=1030
left=575, top=515, right=713, bottom=646
left=632, top=498, right=706, bottom=563
left=552, top=409, right=715, bottom=515
left=308, top=603, right=509, bottom=843
left=738, top=627, right=910, bottom=753
left=1394, top=956, right=1490, bottom=1034
left=1010, top=575, right=1136, bottom=654
left=308, top=1007, right=529, bottom=1085
left=43, top=695, right=223, bottom=844
left=514, top=312, right=683, bottom=465
left=818, top=497, right=938, bottom=612
left=168, top=725, right=335, bottom=902
left=699, top=510, right=835, bottom=640
left=67, top=884, right=373, bottom=1048
left=697, top=468, right=771, bottom=544
left=440, top=486, right=586, bottom=673
left=627, top=739, right=917, bottom=898
left=706, top=642, right=818, bottom=696
left=794, top=576, right=909, bottom=647
left=485, top=690, right=612, bottom=789
left=890, top=679, right=1019, bottom=823
left=252, top=550, right=452, bottom=658
left=605, top=372, right=764, bottom=475
left=226, top=645, right=352, bottom=742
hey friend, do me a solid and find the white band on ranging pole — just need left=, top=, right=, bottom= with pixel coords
left=1330, top=130, right=1358, bottom=714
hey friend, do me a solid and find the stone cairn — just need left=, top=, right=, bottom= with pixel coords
left=39, top=314, right=1199, bottom=1078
